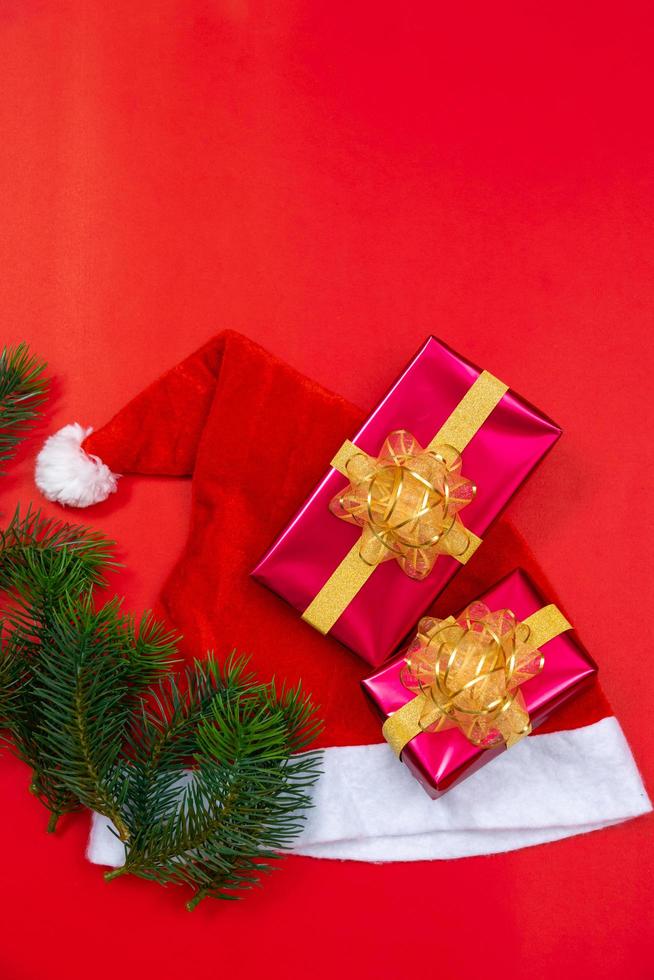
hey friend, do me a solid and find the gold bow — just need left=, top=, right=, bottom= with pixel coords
left=328, top=430, right=476, bottom=581
left=382, top=601, right=574, bottom=756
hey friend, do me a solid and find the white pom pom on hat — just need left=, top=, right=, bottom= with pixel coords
left=34, top=422, right=118, bottom=508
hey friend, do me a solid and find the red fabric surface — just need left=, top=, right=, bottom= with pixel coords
left=1, top=2, right=652, bottom=978
left=85, top=328, right=609, bottom=743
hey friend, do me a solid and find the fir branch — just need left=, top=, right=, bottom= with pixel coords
left=0, top=508, right=119, bottom=824
left=30, top=594, right=178, bottom=835
left=0, top=343, right=49, bottom=470
left=0, top=509, right=323, bottom=907
left=0, top=622, right=22, bottom=736
left=119, top=658, right=247, bottom=840
left=104, top=657, right=322, bottom=909
left=0, top=505, right=117, bottom=596
left=0, top=508, right=168, bottom=827
left=0, top=624, right=80, bottom=822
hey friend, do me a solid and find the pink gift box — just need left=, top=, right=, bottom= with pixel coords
left=252, top=336, right=561, bottom=666
left=362, top=568, right=598, bottom=798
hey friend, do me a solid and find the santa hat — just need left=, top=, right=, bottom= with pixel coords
left=35, top=331, right=650, bottom=864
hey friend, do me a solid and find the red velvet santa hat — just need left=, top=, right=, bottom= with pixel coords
left=34, top=333, right=252, bottom=508
left=35, top=331, right=650, bottom=864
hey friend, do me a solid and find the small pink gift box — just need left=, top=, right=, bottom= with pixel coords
left=252, top=336, right=561, bottom=666
left=361, top=568, right=598, bottom=797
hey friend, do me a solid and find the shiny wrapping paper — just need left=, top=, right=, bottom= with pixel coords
left=362, top=568, right=598, bottom=798
left=252, top=337, right=561, bottom=666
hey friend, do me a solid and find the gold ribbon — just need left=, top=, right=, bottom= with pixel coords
left=382, top=602, right=572, bottom=756
left=302, top=370, right=508, bottom=634
left=328, top=431, right=475, bottom=579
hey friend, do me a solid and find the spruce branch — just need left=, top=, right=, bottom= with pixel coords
left=0, top=507, right=133, bottom=826
left=0, top=343, right=49, bottom=470
left=101, top=656, right=322, bottom=909
left=0, top=508, right=323, bottom=908
left=31, top=594, right=178, bottom=835
left=0, top=624, right=80, bottom=822
left=0, top=505, right=117, bottom=596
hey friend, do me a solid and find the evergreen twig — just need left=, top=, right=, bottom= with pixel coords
left=0, top=510, right=323, bottom=906
left=32, top=594, right=178, bottom=836
left=0, top=504, right=117, bottom=594
left=0, top=343, right=49, bottom=470
left=111, top=657, right=322, bottom=908
left=0, top=507, right=121, bottom=823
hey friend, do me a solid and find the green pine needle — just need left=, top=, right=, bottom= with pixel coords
left=32, top=594, right=178, bottom=838
left=0, top=622, right=81, bottom=821
left=0, top=504, right=118, bottom=595
left=0, top=507, right=125, bottom=824
left=0, top=508, right=323, bottom=908
left=0, top=343, right=49, bottom=470
left=102, top=656, right=322, bottom=909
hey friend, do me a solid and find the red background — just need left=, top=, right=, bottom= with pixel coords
left=1, top=2, right=653, bottom=977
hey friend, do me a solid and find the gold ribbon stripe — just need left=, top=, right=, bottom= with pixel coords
left=302, top=370, right=508, bottom=635
left=301, top=542, right=376, bottom=636
left=329, top=371, right=509, bottom=475
left=330, top=439, right=359, bottom=476
left=381, top=604, right=572, bottom=756
left=427, top=370, right=509, bottom=454
left=522, top=604, right=572, bottom=650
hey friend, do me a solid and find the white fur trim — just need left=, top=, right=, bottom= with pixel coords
left=87, top=717, right=651, bottom=866
left=35, top=423, right=118, bottom=508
